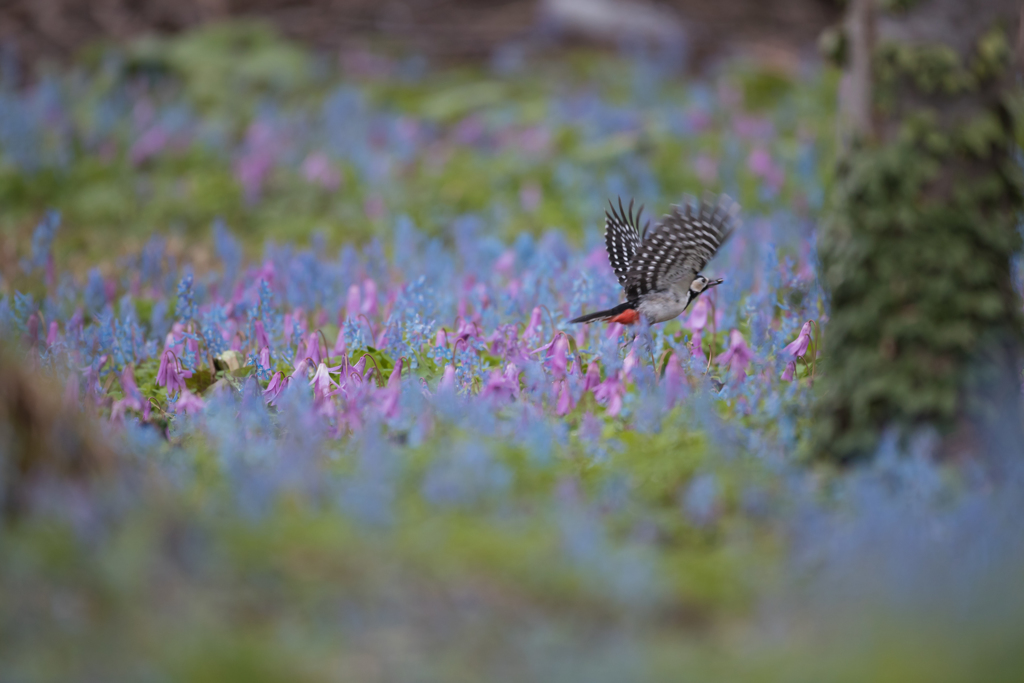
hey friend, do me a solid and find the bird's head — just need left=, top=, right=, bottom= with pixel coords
left=689, top=275, right=724, bottom=297
left=685, top=275, right=724, bottom=309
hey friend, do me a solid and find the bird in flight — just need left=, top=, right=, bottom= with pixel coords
left=570, top=193, right=740, bottom=326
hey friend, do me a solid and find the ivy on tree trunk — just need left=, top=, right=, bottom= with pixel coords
left=813, top=0, right=1024, bottom=462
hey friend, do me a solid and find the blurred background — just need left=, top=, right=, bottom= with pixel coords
left=2, top=0, right=837, bottom=66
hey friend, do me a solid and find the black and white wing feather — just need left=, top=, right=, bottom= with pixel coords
left=604, top=198, right=647, bottom=289
left=625, top=193, right=739, bottom=298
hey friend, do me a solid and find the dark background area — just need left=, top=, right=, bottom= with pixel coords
left=2, top=0, right=840, bottom=66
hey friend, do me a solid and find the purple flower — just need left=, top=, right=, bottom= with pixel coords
left=689, top=329, right=706, bottom=360
left=291, top=358, right=312, bottom=382
left=524, top=306, right=543, bottom=342
left=782, top=321, right=813, bottom=359
left=684, top=297, right=710, bottom=332
left=781, top=360, right=796, bottom=381
left=156, top=350, right=192, bottom=395
left=176, top=389, right=205, bottom=415
left=663, top=353, right=686, bottom=406
left=253, top=320, right=270, bottom=348
left=259, top=346, right=271, bottom=370
left=747, top=147, right=785, bottom=190
left=301, top=152, right=341, bottom=190
left=309, top=362, right=340, bottom=402
left=361, top=279, right=378, bottom=317
left=130, top=125, right=169, bottom=165
left=555, top=380, right=573, bottom=416
left=346, top=284, right=361, bottom=320
left=481, top=365, right=518, bottom=405
left=348, top=356, right=368, bottom=384
left=456, top=318, right=482, bottom=342
left=494, top=250, right=515, bottom=276
left=593, top=373, right=624, bottom=416
left=264, top=372, right=288, bottom=405
left=622, top=350, right=638, bottom=382
left=378, top=357, right=403, bottom=419
left=333, top=326, right=347, bottom=355
left=298, top=331, right=324, bottom=368
left=582, top=360, right=601, bottom=392
left=717, top=330, right=754, bottom=381
left=549, top=335, right=569, bottom=379
left=112, top=365, right=150, bottom=421
left=438, top=364, right=457, bottom=393
left=46, top=321, right=59, bottom=347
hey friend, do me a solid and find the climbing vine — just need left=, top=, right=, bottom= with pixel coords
left=813, top=18, right=1024, bottom=462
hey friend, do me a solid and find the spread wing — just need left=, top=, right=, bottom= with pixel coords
left=625, top=193, right=739, bottom=298
left=604, top=198, right=648, bottom=290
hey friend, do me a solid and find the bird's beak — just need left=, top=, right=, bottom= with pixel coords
left=708, top=278, right=724, bottom=287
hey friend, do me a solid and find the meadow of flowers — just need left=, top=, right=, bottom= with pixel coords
left=1, top=23, right=1023, bottom=683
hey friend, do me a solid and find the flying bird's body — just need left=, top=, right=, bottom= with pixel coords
left=570, top=193, right=740, bottom=326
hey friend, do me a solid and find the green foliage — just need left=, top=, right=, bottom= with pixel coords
left=814, top=24, right=1024, bottom=461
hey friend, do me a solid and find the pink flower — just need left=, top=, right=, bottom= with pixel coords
left=176, top=389, right=205, bottom=415
left=290, top=358, right=311, bottom=382
left=346, top=284, right=361, bottom=320
left=622, top=351, right=638, bottom=381
left=582, top=361, right=602, bottom=392
left=156, top=350, right=192, bottom=395
left=264, top=372, right=288, bottom=405
left=301, top=152, right=341, bottom=190
left=747, top=147, right=785, bottom=190
left=348, top=356, right=368, bottom=384
left=361, top=279, right=378, bottom=317
left=309, top=362, right=340, bottom=402
left=494, top=250, right=515, bottom=276
left=456, top=318, right=482, bottom=342
left=253, top=320, right=270, bottom=349
left=435, top=328, right=449, bottom=348
left=112, top=365, right=150, bottom=421
left=684, top=297, right=710, bottom=332
left=524, top=307, right=543, bottom=341
left=46, top=321, right=59, bottom=347
left=781, top=360, right=796, bottom=381
left=717, top=329, right=754, bottom=381
left=695, top=154, right=718, bottom=184
left=438, top=364, right=457, bottom=393
left=333, top=326, right=347, bottom=355
left=605, top=322, right=625, bottom=340
left=481, top=365, right=519, bottom=405
left=689, top=329, right=706, bottom=360
left=235, top=121, right=277, bottom=202
left=782, top=321, right=813, bottom=359
left=593, top=373, right=625, bottom=416
left=663, top=353, right=686, bottom=406
left=548, top=335, right=569, bottom=379
left=297, top=331, right=323, bottom=368
left=258, top=346, right=271, bottom=370
left=519, top=182, right=542, bottom=212
left=130, top=125, right=169, bottom=165
left=379, top=358, right=403, bottom=419
left=555, top=380, right=573, bottom=416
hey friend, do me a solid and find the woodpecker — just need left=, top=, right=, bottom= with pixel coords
left=570, top=193, right=740, bottom=326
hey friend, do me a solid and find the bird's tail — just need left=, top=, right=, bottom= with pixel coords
left=569, top=301, right=637, bottom=324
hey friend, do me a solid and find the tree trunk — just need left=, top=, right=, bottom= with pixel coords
left=814, top=0, right=1024, bottom=462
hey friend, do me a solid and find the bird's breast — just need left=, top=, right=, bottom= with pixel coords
left=637, top=290, right=688, bottom=323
